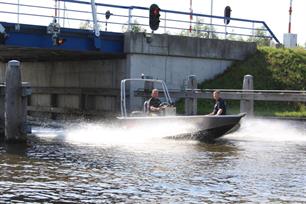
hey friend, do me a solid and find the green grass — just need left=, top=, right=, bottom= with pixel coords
left=178, top=47, right=306, bottom=118
left=200, top=46, right=306, bottom=90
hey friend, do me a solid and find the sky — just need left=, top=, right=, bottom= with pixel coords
left=94, top=0, right=306, bottom=45
left=0, top=0, right=305, bottom=45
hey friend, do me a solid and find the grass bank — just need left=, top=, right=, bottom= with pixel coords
left=179, top=47, right=306, bottom=118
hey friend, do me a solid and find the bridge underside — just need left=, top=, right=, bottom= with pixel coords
left=0, top=46, right=125, bottom=62
left=0, top=22, right=125, bottom=62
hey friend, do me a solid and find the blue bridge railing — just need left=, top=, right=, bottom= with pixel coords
left=0, top=0, right=280, bottom=44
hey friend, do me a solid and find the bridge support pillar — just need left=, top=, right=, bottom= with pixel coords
left=240, top=75, right=254, bottom=116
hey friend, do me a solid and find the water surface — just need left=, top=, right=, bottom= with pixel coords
left=0, top=118, right=305, bottom=203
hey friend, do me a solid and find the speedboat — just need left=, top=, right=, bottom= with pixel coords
left=117, top=78, right=245, bottom=141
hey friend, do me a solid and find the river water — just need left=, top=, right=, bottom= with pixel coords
left=0, top=118, right=305, bottom=203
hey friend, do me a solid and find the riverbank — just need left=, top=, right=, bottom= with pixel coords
left=196, top=46, right=306, bottom=118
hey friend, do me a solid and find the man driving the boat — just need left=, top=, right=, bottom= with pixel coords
left=148, top=89, right=166, bottom=114
left=209, top=90, right=227, bottom=115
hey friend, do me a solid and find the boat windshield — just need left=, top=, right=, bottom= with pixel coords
left=120, top=78, right=174, bottom=118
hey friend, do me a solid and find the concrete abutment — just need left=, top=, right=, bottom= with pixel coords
left=0, top=33, right=256, bottom=118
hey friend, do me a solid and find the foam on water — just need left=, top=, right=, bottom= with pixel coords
left=32, top=120, right=198, bottom=149
left=226, top=118, right=306, bottom=142
left=32, top=117, right=306, bottom=147
left=64, top=120, right=196, bottom=145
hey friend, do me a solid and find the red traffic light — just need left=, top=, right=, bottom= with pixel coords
left=53, top=37, right=66, bottom=46
left=153, top=8, right=159, bottom=16
left=149, top=4, right=161, bottom=31
left=57, top=38, right=65, bottom=45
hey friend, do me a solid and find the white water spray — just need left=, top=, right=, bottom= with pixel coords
left=226, top=118, right=306, bottom=142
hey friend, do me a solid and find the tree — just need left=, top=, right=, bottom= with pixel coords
left=180, top=18, right=218, bottom=39
left=122, top=20, right=146, bottom=33
left=247, top=26, right=271, bottom=46
left=79, top=20, right=93, bottom=30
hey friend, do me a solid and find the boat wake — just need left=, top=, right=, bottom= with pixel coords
left=225, top=118, right=306, bottom=142
left=32, top=120, right=198, bottom=146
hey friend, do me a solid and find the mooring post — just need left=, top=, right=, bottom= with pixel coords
left=0, top=83, right=4, bottom=139
left=5, top=60, right=27, bottom=143
left=143, top=76, right=153, bottom=96
left=240, top=75, right=254, bottom=116
left=185, top=75, right=197, bottom=115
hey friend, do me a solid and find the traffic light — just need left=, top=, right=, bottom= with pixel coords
left=105, top=10, right=111, bottom=20
left=0, top=23, right=7, bottom=44
left=224, top=6, right=231, bottom=25
left=53, top=36, right=66, bottom=46
left=149, top=4, right=160, bottom=31
left=0, top=33, right=7, bottom=44
left=56, top=37, right=65, bottom=45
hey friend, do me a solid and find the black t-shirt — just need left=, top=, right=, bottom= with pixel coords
left=213, top=98, right=226, bottom=115
left=149, top=97, right=161, bottom=109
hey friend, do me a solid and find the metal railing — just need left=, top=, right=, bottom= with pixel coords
left=0, top=0, right=280, bottom=43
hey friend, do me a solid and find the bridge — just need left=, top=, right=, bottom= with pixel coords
left=0, top=0, right=279, bottom=61
left=0, top=0, right=280, bottom=118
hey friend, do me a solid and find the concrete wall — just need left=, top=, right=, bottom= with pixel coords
left=125, top=32, right=256, bottom=89
left=125, top=32, right=256, bottom=61
left=0, top=60, right=125, bottom=118
left=127, top=54, right=232, bottom=90
left=0, top=33, right=256, bottom=118
left=124, top=32, right=256, bottom=110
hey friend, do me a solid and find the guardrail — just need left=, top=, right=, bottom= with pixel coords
left=0, top=0, right=280, bottom=43
left=134, top=75, right=305, bottom=116
left=134, top=89, right=306, bottom=102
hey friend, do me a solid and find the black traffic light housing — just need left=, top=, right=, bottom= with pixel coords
left=0, top=23, right=7, bottom=44
left=224, top=6, right=231, bottom=25
left=105, top=10, right=111, bottom=20
left=0, top=33, right=7, bottom=44
left=149, top=4, right=160, bottom=31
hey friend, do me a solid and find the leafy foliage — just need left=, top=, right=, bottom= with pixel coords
left=79, top=20, right=93, bottom=30
left=200, top=46, right=306, bottom=90
left=180, top=18, right=218, bottom=39
left=197, top=46, right=306, bottom=117
left=122, top=20, right=146, bottom=33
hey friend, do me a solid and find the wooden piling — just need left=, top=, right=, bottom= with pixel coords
left=0, top=84, right=4, bottom=140
left=5, top=60, right=27, bottom=143
left=240, top=75, right=254, bottom=116
left=185, top=75, right=197, bottom=115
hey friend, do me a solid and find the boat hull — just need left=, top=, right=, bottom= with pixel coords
left=117, top=113, right=246, bottom=141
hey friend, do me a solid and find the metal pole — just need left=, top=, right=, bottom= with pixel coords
left=91, top=0, right=100, bottom=37
left=128, top=8, right=132, bottom=31
left=164, top=12, right=167, bottom=34
left=288, top=0, right=293, bottom=33
left=189, top=0, right=193, bottom=32
left=54, top=0, right=57, bottom=18
left=15, top=0, right=20, bottom=31
left=17, top=0, right=20, bottom=24
left=252, top=22, right=255, bottom=40
left=210, top=0, right=213, bottom=38
left=63, top=1, right=66, bottom=27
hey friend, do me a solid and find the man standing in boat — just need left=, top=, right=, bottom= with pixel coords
left=209, top=90, right=227, bottom=115
left=148, top=89, right=165, bottom=114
